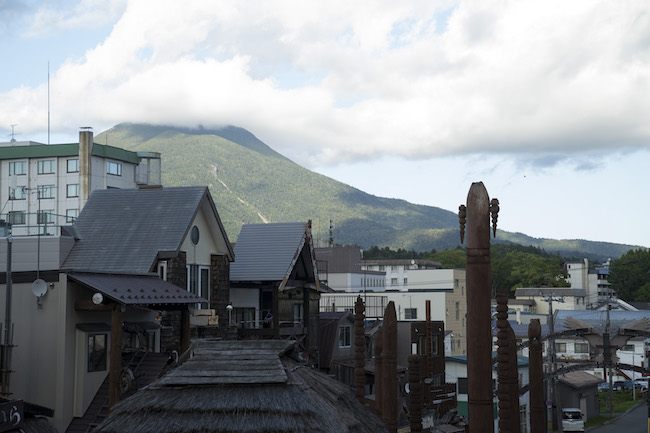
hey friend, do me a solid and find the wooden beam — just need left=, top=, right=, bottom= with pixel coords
left=180, top=308, right=191, bottom=353
left=75, top=299, right=113, bottom=312
left=272, top=287, right=279, bottom=339
left=108, top=303, right=122, bottom=409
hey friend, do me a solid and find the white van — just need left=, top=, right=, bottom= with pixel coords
left=561, top=408, right=585, bottom=432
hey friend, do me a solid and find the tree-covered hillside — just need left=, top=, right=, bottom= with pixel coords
left=96, top=123, right=639, bottom=260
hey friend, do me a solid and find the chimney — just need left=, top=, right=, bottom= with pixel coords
left=79, top=127, right=93, bottom=210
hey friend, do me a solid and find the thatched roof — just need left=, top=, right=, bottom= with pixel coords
left=92, top=339, right=387, bottom=433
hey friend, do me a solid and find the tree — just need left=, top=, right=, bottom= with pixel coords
left=432, top=248, right=466, bottom=269
left=609, top=248, right=650, bottom=301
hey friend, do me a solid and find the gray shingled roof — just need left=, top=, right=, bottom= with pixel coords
left=68, top=272, right=206, bottom=306
left=62, top=187, right=232, bottom=274
left=230, top=222, right=311, bottom=283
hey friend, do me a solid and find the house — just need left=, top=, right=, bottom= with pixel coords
left=0, top=186, right=234, bottom=432
left=318, top=311, right=355, bottom=377
left=446, top=353, right=530, bottom=433
left=229, top=222, right=320, bottom=349
left=0, top=128, right=161, bottom=234
left=92, top=339, right=388, bottom=433
left=556, top=371, right=602, bottom=421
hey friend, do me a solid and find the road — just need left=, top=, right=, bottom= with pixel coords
left=589, top=402, right=648, bottom=433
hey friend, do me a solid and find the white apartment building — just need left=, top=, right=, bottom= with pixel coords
left=0, top=128, right=161, bottom=235
left=514, top=287, right=587, bottom=315
left=361, top=259, right=442, bottom=291
left=565, top=258, right=613, bottom=308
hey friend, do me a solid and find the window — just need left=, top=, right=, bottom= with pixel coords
left=391, top=265, right=398, bottom=271
left=67, top=184, right=79, bottom=198
left=458, top=377, right=468, bottom=394
left=9, top=161, right=26, bottom=175
left=390, top=278, right=398, bottom=286
left=187, top=264, right=210, bottom=308
left=37, top=210, right=54, bottom=225
left=293, top=303, right=304, bottom=324
left=7, top=211, right=25, bottom=225
left=622, top=344, right=635, bottom=352
left=37, top=185, right=55, bottom=199
left=455, top=302, right=460, bottom=320
left=67, top=159, right=79, bottom=173
left=555, top=342, right=567, bottom=353
left=106, top=161, right=122, bottom=176
left=37, top=160, right=55, bottom=174
left=403, top=277, right=408, bottom=286
left=431, top=334, right=439, bottom=356
left=405, top=308, right=417, bottom=320
left=520, top=404, right=528, bottom=433
left=575, top=343, right=589, bottom=353
left=88, top=334, right=107, bottom=372
left=8, top=187, right=26, bottom=200
left=379, top=265, right=385, bottom=271
left=66, top=209, right=79, bottom=223
left=338, top=325, right=351, bottom=348
left=157, top=261, right=167, bottom=281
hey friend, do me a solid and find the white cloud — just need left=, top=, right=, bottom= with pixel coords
left=28, top=0, right=127, bottom=35
left=2, top=0, right=650, bottom=169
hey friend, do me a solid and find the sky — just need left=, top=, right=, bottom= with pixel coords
left=1, top=0, right=649, bottom=249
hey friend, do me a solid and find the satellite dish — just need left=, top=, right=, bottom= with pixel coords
left=92, top=292, right=104, bottom=305
left=32, top=279, right=47, bottom=297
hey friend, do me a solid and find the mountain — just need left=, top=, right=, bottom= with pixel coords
left=96, top=123, right=637, bottom=261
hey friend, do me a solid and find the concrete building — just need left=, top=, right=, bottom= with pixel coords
left=565, top=258, right=613, bottom=308
left=361, top=258, right=442, bottom=291
left=514, top=287, right=587, bottom=315
left=0, top=128, right=161, bottom=235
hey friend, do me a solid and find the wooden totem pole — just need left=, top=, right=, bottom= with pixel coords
left=381, top=301, right=398, bottom=433
left=528, top=319, right=545, bottom=433
left=354, top=295, right=366, bottom=400
left=459, top=182, right=498, bottom=433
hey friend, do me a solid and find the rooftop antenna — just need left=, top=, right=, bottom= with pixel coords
left=47, top=61, right=50, bottom=145
left=9, top=124, right=19, bottom=143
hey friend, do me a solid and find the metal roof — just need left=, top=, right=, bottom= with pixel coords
left=62, top=186, right=233, bottom=274
left=68, top=272, right=206, bottom=306
left=0, top=142, right=140, bottom=163
left=230, top=222, right=313, bottom=283
left=515, top=287, right=587, bottom=297
left=556, top=309, right=650, bottom=330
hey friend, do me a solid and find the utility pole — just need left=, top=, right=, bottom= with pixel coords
left=540, top=293, right=563, bottom=432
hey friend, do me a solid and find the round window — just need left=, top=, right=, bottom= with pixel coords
left=190, top=226, right=200, bottom=245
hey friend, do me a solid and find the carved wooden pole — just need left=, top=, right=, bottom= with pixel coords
left=374, top=326, right=383, bottom=416
left=459, top=182, right=498, bottom=433
left=507, top=324, right=521, bottom=432
left=496, top=288, right=513, bottom=433
left=408, top=354, right=423, bottom=433
left=528, top=319, right=545, bottom=433
left=354, top=295, right=366, bottom=400
left=425, top=300, right=432, bottom=379
left=382, top=301, right=398, bottom=433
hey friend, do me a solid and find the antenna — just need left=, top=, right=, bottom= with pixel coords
left=9, top=124, right=19, bottom=143
left=47, top=61, right=50, bottom=145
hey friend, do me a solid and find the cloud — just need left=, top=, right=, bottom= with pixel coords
left=28, top=0, right=127, bottom=36
left=1, top=0, right=650, bottom=170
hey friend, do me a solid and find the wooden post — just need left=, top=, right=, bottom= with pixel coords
left=528, top=319, right=545, bottom=433
left=459, top=182, right=498, bottom=433
left=408, top=354, right=423, bottom=433
left=108, top=303, right=122, bottom=409
left=425, top=300, right=432, bottom=379
left=303, top=287, right=310, bottom=347
left=382, top=301, right=398, bottom=433
left=272, top=287, right=280, bottom=339
left=354, top=295, right=366, bottom=400
left=180, top=307, right=191, bottom=354
left=374, top=326, right=383, bottom=417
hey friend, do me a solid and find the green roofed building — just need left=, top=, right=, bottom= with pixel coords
left=0, top=128, right=161, bottom=235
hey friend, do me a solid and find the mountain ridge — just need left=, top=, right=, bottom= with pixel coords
left=96, top=123, right=639, bottom=261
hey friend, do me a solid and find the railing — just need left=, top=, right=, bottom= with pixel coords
left=320, top=294, right=388, bottom=319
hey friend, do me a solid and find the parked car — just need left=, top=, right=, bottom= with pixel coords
left=598, top=382, right=610, bottom=391
left=613, top=380, right=634, bottom=391
left=561, top=408, right=585, bottom=432
left=633, top=378, right=649, bottom=390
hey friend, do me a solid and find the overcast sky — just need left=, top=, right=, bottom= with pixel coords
left=1, top=0, right=649, bottom=249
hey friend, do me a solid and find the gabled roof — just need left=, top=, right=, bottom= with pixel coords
left=62, top=187, right=233, bottom=274
left=230, top=222, right=318, bottom=289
